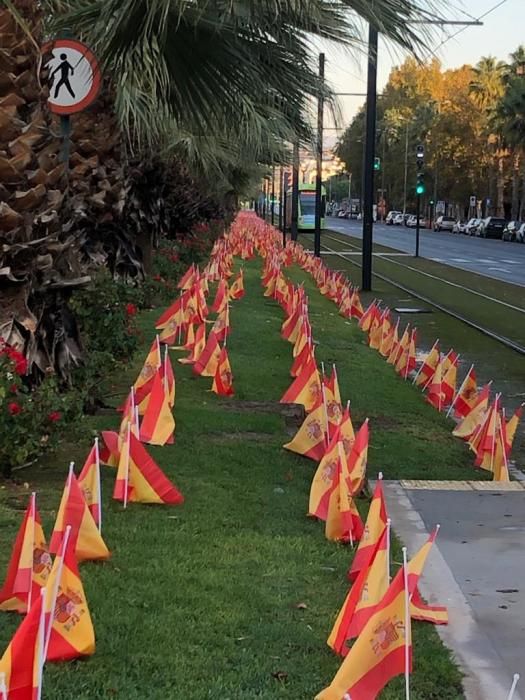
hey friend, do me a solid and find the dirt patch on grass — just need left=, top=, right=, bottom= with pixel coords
left=218, top=400, right=305, bottom=435
left=368, top=415, right=402, bottom=431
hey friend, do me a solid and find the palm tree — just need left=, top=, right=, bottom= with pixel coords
left=495, top=77, right=525, bottom=218
left=469, top=56, right=507, bottom=111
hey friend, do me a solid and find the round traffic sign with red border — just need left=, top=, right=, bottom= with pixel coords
left=43, top=39, right=102, bottom=115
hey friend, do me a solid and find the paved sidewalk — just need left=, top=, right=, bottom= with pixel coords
left=382, top=480, right=525, bottom=700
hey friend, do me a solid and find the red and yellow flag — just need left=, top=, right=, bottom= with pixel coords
left=177, top=263, right=196, bottom=290
left=45, top=529, right=95, bottom=662
left=139, top=369, right=175, bottom=446
left=426, top=357, right=445, bottom=411
left=49, top=467, right=110, bottom=563
left=346, top=420, right=369, bottom=496
left=442, top=354, right=458, bottom=405
left=162, top=347, right=175, bottom=407
left=358, top=301, right=379, bottom=332
left=386, top=320, right=400, bottom=365
left=113, top=429, right=184, bottom=506
left=415, top=341, right=440, bottom=387
left=453, top=366, right=478, bottom=419
left=316, top=565, right=410, bottom=700
left=0, top=494, right=51, bottom=614
left=283, top=399, right=328, bottom=462
left=328, top=529, right=389, bottom=655
left=290, top=338, right=312, bottom=378
left=211, top=304, right=230, bottom=342
left=134, top=338, right=161, bottom=394
left=229, top=269, right=245, bottom=300
left=325, top=444, right=364, bottom=543
left=410, top=586, right=448, bottom=625
left=393, top=324, right=410, bottom=370
left=193, top=330, right=221, bottom=377
left=309, top=427, right=342, bottom=520
left=178, top=321, right=206, bottom=365
left=323, top=369, right=343, bottom=431
left=78, top=440, right=102, bottom=529
left=348, top=477, right=388, bottom=581
left=211, top=278, right=228, bottom=313
left=280, top=356, right=322, bottom=413
left=379, top=315, right=395, bottom=358
left=0, top=587, right=44, bottom=698
left=349, top=288, right=364, bottom=319
left=453, top=382, right=491, bottom=439
left=339, top=403, right=355, bottom=456
left=211, top=346, right=234, bottom=397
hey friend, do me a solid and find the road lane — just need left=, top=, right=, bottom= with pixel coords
left=327, top=217, right=525, bottom=286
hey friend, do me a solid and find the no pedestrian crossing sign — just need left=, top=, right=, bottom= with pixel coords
left=44, top=39, right=101, bottom=115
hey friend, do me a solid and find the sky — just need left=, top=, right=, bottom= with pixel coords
left=322, top=0, right=522, bottom=144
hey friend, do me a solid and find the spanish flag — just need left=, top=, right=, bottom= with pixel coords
left=45, top=529, right=95, bottom=662
left=283, top=399, right=328, bottom=462
left=410, top=586, right=449, bottom=625
left=0, top=493, right=51, bottom=614
left=229, top=269, right=245, bottom=300
left=442, top=353, right=458, bottom=404
left=134, top=337, right=161, bottom=394
left=414, top=340, right=440, bottom=386
left=309, top=427, right=342, bottom=520
left=155, top=289, right=189, bottom=330
left=49, top=466, right=110, bottom=563
left=323, top=369, right=343, bottom=431
left=328, top=529, right=389, bottom=655
left=386, top=320, right=400, bottom=365
left=139, top=369, right=175, bottom=446
left=369, top=311, right=388, bottom=351
left=280, top=356, right=322, bottom=413
left=177, top=263, right=196, bottom=290
left=290, top=338, right=312, bottom=378
left=162, top=346, right=175, bottom=408
left=178, top=322, right=206, bottom=365
left=346, top=419, right=369, bottom=496
left=325, top=443, right=364, bottom=543
left=0, top=587, right=45, bottom=698
left=453, top=366, right=478, bottom=419
left=350, top=287, right=364, bottom=320
left=78, top=439, right=102, bottom=530
left=211, top=304, right=230, bottom=342
left=193, top=329, right=221, bottom=377
left=358, top=300, right=379, bottom=332
left=211, top=278, right=228, bottom=313
left=379, top=315, right=395, bottom=358
left=393, top=324, right=410, bottom=370
left=453, top=382, right=491, bottom=439
left=113, top=428, right=184, bottom=506
left=348, top=476, right=388, bottom=581
left=211, top=346, right=234, bottom=397
left=426, top=357, right=445, bottom=411
left=316, top=564, right=410, bottom=700
left=340, top=403, right=355, bottom=455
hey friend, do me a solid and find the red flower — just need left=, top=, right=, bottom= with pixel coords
left=170, top=253, right=179, bottom=262
left=8, top=402, right=22, bottom=416
left=126, top=303, right=137, bottom=316
left=48, top=411, right=62, bottom=423
left=9, top=383, right=18, bottom=394
left=6, top=347, right=27, bottom=375
left=153, top=274, right=162, bottom=282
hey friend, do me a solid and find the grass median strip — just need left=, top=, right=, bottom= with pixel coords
left=0, top=259, right=466, bottom=698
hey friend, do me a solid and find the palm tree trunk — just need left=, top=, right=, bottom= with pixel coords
left=497, top=156, right=505, bottom=217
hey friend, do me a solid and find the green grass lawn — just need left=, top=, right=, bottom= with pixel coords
left=0, top=259, right=468, bottom=699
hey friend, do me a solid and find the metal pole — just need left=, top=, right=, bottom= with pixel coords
left=291, top=142, right=299, bottom=241
left=403, top=121, right=409, bottom=214
left=415, top=193, right=421, bottom=258
left=271, top=166, right=275, bottom=227
left=381, top=131, right=386, bottom=221
left=314, top=52, right=325, bottom=258
left=361, top=24, right=378, bottom=291
left=278, top=166, right=284, bottom=233
left=283, top=183, right=288, bottom=244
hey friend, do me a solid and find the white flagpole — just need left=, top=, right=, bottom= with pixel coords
left=321, top=381, right=330, bottom=447
left=446, top=364, right=474, bottom=418
left=123, top=424, right=131, bottom=510
left=27, top=491, right=36, bottom=613
left=499, top=410, right=510, bottom=481
left=35, top=586, right=46, bottom=700
left=402, top=546, right=411, bottom=700
left=94, top=437, right=102, bottom=533
left=163, top=344, right=169, bottom=393
left=404, top=330, right=416, bottom=381
left=507, top=674, right=520, bottom=700
left=156, top=334, right=162, bottom=368
left=386, top=517, right=391, bottom=583
left=44, top=525, right=71, bottom=659
left=0, top=672, right=7, bottom=700
left=134, top=406, right=140, bottom=437
left=412, top=338, right=439, bottom=385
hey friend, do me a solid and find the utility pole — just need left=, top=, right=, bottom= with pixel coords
left=415, top=144, right=425, bottom=258
left=271, top=166, right=275, bottom=227
left=283, top=178, right=288, bottom=247
left=314, top=52, right=325, bottom=258
left=402, top=121, right=409, bottom=214
left=291, top=142, right=299, bottom=241
left=278, top=166, right=284, bottom=233
left=262, top=179, right=267, bottom=219
left=361, top=24, right=378, bottom=291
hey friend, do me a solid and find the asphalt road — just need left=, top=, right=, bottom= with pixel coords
left=327, top=217, right=525, bottom=287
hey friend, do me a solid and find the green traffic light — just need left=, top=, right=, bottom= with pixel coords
left=416, top=184, right=425, bottom=195
left=373, top=157, right=381, bottom=171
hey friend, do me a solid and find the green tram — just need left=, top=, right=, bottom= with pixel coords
left=285, top=183, right=327, bottom=231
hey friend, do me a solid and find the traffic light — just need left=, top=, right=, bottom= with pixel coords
left=373, top=157, right=381, bottom=171
left=429, top=198, right=435, bottom=206
left=416, top=144, right=425, bottom=170
left=416, top=174, right=425, bottom=196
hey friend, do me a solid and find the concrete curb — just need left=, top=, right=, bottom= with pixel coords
left=381, top=480, right=523, bottom=700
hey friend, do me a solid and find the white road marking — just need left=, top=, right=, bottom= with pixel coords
left=488, top=267, right=510, bottom=273
left=502, top=259, right=521, bottom=264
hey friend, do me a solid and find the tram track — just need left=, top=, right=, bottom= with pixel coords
left=302, top=232, right=525, bottom=357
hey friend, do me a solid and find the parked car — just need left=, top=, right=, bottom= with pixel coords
left=517, top=223, right=525, bottom=243
left=406, top=215, right=427, bottom=228
left=393, top=213, right=404, bottom=225
left=386, top=210, right=402, bottom=225
left=337, top=209, right=347, bottom=218
left=465, top=218, right=482, bottom=236
left=477, top=217, right=507, bottom=238
left=502, top=220, right=521, bottom=241
left=403, top=213, right=414, bottom=226
left=453, top=220, right=467, bottom=234
left=434, top=215, right=456, bottom=232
